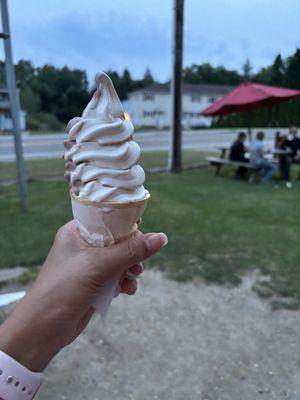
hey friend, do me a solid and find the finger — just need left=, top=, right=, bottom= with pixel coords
left=120, top=278, right=137, bottom=295
left=125, top=263, right=143, bottom=281
left=128, top=263, right=143, bottom=276
left=126, top=264, right=143, bottom=281
left=98, top=232, right=168, bottom=278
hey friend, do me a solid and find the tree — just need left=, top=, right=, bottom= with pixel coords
left=183, top=63, right=241, bottom=85
left=253, top=66, right=272, bottom=84
left=269, top=54, right=285, bottom=86
left=119, top=69, right=133, bottom=100
left=122, top=68, right=132, bottom=89
left=285, top=48, right=300, bottom=89
left=19, top=85, right=40, bottom=115
left=15, top=60, right=36, bottom=84
left=242, top=59, right=252, bottom=81
left=142, top=67, right=154, bottom=86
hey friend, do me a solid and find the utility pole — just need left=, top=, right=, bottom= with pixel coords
left=168, top=0, right=184, bottom=173
left=1, top=0, right=28, bottom=211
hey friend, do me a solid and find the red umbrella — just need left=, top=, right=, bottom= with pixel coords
left=201, top=82, right=300, bottom=116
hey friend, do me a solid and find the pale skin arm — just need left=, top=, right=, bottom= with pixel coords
left=0, top=221, right=167, bottom=372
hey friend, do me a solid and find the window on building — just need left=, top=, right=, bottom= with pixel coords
left=143, top=93, right=154, bottom=101
left=183, top=112, right=200, bottom=119
left=191, top=95, right=202, bottom=103
left=143, top=111, right=164, bottom=118
left=209, top=97, right=216, bottom=103
left=143, top=111, right=155, bottom=117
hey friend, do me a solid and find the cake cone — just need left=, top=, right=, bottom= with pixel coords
left=71, top=192, right=150, bottom=247
left=71, top=192, right=150, bottom=318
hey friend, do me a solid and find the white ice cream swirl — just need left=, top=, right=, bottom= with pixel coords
left=64, top=72, right=147, bottom=202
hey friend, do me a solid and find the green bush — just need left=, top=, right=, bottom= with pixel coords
left=26, top=113, right=64, bottom=132
left=37, top=113, right=64, bottom=131
left=26, top=114, right=39, bottom=130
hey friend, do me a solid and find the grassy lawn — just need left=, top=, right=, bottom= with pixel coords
left=1, top=166, right=300, bottom=306
left=0, top=150, right=213, bottom=181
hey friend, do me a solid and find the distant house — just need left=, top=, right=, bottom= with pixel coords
left=127, top=82, right=234, bottom=128
left=0, top=88, right=26, bottom=132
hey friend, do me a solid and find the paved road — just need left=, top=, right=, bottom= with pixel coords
left=0, top=129, right=278, bottom=161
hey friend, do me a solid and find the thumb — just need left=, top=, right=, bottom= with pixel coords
left=99, top=231, right=168, bottom=278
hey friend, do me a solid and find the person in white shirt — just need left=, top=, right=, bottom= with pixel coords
left=250, top=131, right=276, bottom=184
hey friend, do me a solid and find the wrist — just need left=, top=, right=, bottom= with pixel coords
left=0, top=294, right=61, bottom=372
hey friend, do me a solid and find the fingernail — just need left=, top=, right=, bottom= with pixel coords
left=159, top=232, right=168, bottom=246
left=126, top=271, right=139, bottom=281
left=129, top=264, right=143, bottom=275
left=145, top=232, right=168, bottom=250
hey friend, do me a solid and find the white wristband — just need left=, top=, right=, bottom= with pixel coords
left=0, top=351, right=43, bottom=400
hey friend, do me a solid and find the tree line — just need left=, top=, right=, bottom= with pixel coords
left=0, top=48, right=298, bottom=130
left=0, top=62, right=155, bottom=130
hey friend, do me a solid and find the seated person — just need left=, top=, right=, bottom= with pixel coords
left=249, top=131, right=276, bottom=184
left=229, top=131, right=248, bottom=178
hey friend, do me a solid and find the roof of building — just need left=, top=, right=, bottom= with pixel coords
left=129, top=82, right=234, bottom=96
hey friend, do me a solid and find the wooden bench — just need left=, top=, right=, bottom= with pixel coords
left=206, top=156, right=263, bottom=182
left=207, top=156, right=258, bottom=173
left=207, top=156, right=279, bottom=182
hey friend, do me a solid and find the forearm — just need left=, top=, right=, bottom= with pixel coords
left=0, top=294, right=61, bottom=372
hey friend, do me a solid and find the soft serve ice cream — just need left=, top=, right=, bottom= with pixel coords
left=64, top=72, right=148, bottom=204
left=64, top=72, right=150, bottom=317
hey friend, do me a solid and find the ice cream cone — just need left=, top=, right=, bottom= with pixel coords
left=65, top=72, right=151, bottom=319
left=71, top=191, right=150, bottom=318
left=71, top=191, right=150, bottom=247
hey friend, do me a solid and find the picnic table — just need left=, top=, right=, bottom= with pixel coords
left=272, top=149, right=293, bottom=157
left=212, top=143, right=300, bottom=180
left=207, top=145, right=283, bottom=180
left=216, top=145, right=230, bottom=159
left=216, top=146, right=292, bottom=160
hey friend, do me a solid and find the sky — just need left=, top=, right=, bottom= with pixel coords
left=3, top=0, right=300, bottom=84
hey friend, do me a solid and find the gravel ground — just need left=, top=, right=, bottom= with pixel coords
left=33, top=270, right=300, bottom=400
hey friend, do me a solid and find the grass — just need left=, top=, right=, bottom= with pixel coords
left=0, top=159, right=65, bottom=181
left=1, top=164, right=300, bottom=304
left=0, top=150, right=213, bottom=181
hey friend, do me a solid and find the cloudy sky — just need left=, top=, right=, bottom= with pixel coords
left=3, top=0, right=300, bottom=83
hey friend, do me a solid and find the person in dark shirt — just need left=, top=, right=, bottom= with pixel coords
left=230, top=131, right=248, bottom=178
left=281, top=127, right=300, bottom=159
left=277, top=133, right=292, bottom=186
left=280, top=126, right=300, bottom=182
left=288, top=126, right=300, bottom=161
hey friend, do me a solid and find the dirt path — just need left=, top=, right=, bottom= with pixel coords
left=34, top=270, right=300, bottom=399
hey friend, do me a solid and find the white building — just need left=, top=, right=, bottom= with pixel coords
left=128, top=83, right=233, bottom=128
left=0, top=88, right=26, bottom=132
